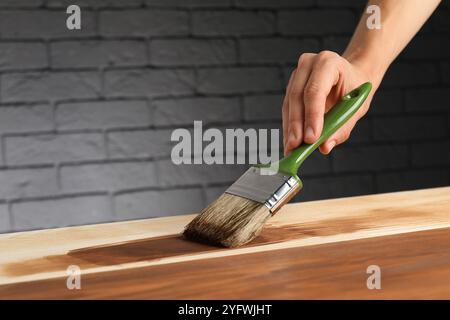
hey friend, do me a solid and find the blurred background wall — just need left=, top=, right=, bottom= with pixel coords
left=0, top=0, right=449, bottom=233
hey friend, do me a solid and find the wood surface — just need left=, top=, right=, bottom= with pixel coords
left=0, top=187, right=449, bottom=299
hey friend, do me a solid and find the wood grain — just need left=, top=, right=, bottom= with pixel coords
left=0, top=187, right=449, bottom=299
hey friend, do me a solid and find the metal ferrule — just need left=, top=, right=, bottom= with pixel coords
left=225, top=167, right=302, bottom=215
left=264, top=176, right=300, bottom=214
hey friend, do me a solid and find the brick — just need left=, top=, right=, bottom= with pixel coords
left=332, top=145, right=409, bottom=173
left=383, top=63, right=438, bottom=88
left=156, top=160, right=246, bottom=187
left=322, top=36, right=351, bottom=54
left=244, top=94, right=283, bottom=121
left=0, top=104, right=53, bottom=134
left=376, top=169, right=448, bottom=193
left=104, top=69, right=195, bottom=98
left=405, top=88, right=450, bottom=112
left=0, top=0, right=43, bottom=7
left=0, top=42, right=47, bottom=70
left=150, top=39, right=236, bottom=66
left=192, top=11, right=275, bottom=36
left=61, top=161, right=157, bottom=193
left=107, top=129, right=173, bottom=159
left=0, top=10, right=96, bottom=39
left=12, top=196, right=111, bottom=231
left=5, top=133, right=105, bottom=165
left=294, top=174, right=373, bottom=202
left=100, top=10, right=189, bottom=37
left=235, top=0, right=314, bottom=7
left=373, top=115, right=446, bottom=142
left=197, top=67, right=281, bottom=94
left=369, top=90, right=404, bottom=115
left=0, top=205, right=10, bottom=233
left=47, top=0, right=143, bottom=7
left=240, top=38, right=319, bottom=64
left=412, top=141, right=450, bottom=167
left=278, top=10, right=355, bottom=35
left=51, top=40, right=147, bottom=68
left=154, top=97, right=240, bottom=126
left=402, top=36, right=450, bottom=60
left=145, top=0, right=230, bottom=7
left=1, top=72, right=101, bottom=103
left=56, top=100, right=150, bottom=130
left=115, top=188, right=203, bottom=219
left=0, top=168, right=58, bottom=199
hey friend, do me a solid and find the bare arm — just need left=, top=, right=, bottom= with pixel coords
left=345, top=0, right=441, bottom=86
left=283, top=0, right=441, bottom=156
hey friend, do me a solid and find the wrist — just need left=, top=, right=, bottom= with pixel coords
left=343, top=50, right=387, bottom=90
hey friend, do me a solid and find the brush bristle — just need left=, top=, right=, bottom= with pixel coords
left=183, top=192, right=271, bottom=247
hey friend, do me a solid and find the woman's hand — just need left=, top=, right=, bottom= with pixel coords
left=282, top=50, right=375, bottom=156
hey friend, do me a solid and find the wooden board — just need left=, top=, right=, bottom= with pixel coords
left=0, top=187, right=449, bottom=299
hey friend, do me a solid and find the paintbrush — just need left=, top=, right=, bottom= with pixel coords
left=184, top=82, right=372, bottom=247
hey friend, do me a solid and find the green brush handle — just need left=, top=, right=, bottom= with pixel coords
left=276, top=82, right=372, bottom=176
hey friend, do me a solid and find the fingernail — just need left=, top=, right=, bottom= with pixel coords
left=288, top=130, right=296, bottom=144
left=305, top=126, right=315, bottom=142
left=328, top=140, right=336, bottom=151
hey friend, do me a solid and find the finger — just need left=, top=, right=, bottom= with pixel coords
left=285, top=54, right=314, bottom=155
left=282, top=71, right=295, bottom=148
left=319, top=118, right=357, bottom=154
left=303, top=52, right=342, bottom=144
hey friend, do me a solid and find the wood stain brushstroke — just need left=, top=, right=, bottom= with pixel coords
left=3, top=207, right=427, bottom=278
left=2, top=227, right=450, bottom=299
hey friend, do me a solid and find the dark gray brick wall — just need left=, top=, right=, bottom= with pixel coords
left=153, top=97, right=241, bottom=126
left=100, top=10, right=190, bottom=37
left=5, top=133, right=106, bottom=165
left=192, top=11, right=275, bottom=36
left=60, top=161, right=158, bottom=193
left=104, top=69, right=195, bottom=98
left=0, top=0, right=449, bottom=233
left=0, top=42, right=47, bottom=70
left=1, top=72, right=101, bottom=102
left=56, top=100, right=150, bottom=130
left=0, top=168, right=58, bottom=199
left=51, top=40, right=148, bottom=68
left=114, top=188, right=204, bottom=219
left=0, top=104, right=53, bottom=133
left=197, top=67, right=281, bottom=94
left=12, top=195, right=112, bottom=230
left=150, top=39, right=237, bottom=66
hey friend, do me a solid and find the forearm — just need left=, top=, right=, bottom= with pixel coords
left=343, top=0, right=441, bottom=88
